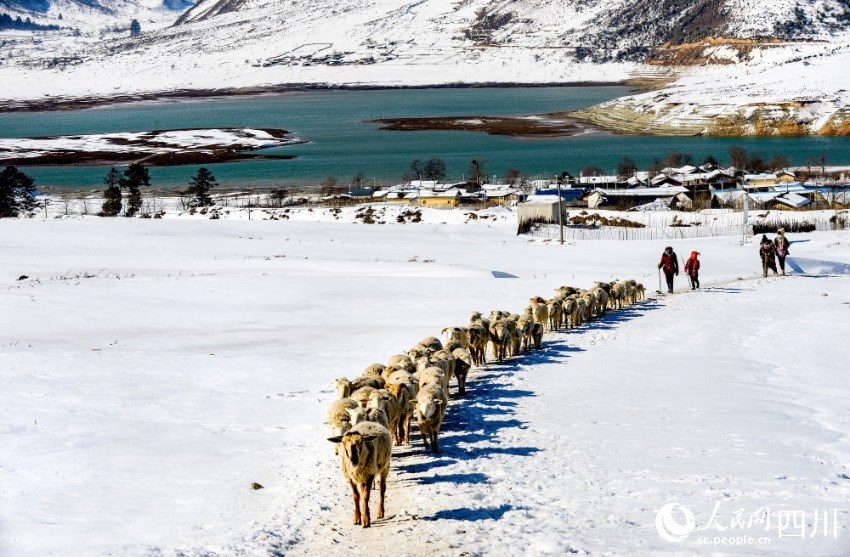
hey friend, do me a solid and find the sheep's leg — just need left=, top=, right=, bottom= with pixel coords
left=431, top=429, right=440, bottom=454
left=419, top=423, right=431, bottom=451
left=403, top=413, right=412, bottom=444
left=350, top=480, right=362, bottom=525
left=377, top=473, right=387, bottom=519
left=361, top=478, right=372, bottom=528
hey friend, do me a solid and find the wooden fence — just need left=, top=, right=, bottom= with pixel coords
left=530, top=224, right=755, bottom=241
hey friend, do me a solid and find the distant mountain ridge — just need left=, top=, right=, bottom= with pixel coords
left=1, top=0, right=850, bottom=136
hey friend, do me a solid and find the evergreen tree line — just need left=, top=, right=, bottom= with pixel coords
left=0, top=13, right=60, bottom=31
left=99, top=164, right=217, bottom=217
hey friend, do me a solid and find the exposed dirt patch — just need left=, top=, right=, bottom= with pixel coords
left=371, top=114, right=596, bottom=137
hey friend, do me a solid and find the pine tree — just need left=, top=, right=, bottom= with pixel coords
left=100, top=167, right=123, bottom=216
left=186, top=167, right=217, bottom=207
left=0, top=166, right=37, bottom=218
left=119, top=162, right=150, bottom=217
left=130, top=19, right=141, bottom=36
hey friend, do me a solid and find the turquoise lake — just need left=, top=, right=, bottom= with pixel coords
left=1, top=87, right=849, bottom=189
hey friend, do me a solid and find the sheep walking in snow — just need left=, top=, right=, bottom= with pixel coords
left=347, top=405, right=389, bottom=429
left=368, top=389, right=402, bottom=445
left=327, top=421, right=393, bottom=527
left=466, top=322, right=488, bottom=366
left=326, top=397, right=359, bottom=455
left=415, top=383, right=447, bottom=453
left=385, top=382, right=414, bottom=444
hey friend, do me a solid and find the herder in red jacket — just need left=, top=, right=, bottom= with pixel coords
left=657, top=246, right=679, bottom=294
left=684, top=251, right=700, bottom=290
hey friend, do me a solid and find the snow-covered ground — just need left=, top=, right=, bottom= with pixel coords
left=2, top=207, right=850, bottom=556
left=0, top=128, right=301, bottom=163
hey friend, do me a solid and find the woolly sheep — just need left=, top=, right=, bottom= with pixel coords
left=419, top=365, right=448, bottom=391
left=531, top=322, right=544, bottom=350
left=451, top=347, right=472, bottom=396
left=415, top=383, right=448, bottom=453
left=351, top=386, right=377, bottom=407
left=516, top=312, right=534, bottom=352
left=385, top=382, right=414, bottom=444
left=488, top=319, right=511, bottom=362
left=326, top=397, right=359, bottom=454
left=466, top=322, right=488, bottom=366
left=368, top=389, right=402, bottom=445
left=419, top=336, right=443, bottom=352
left=362, top=363, right=386, bottom=379
left=347, top=405, right=389, bottom=429
left=442, top=326, right=469, bottom=350
left=327, top=421, right=392, bottom=527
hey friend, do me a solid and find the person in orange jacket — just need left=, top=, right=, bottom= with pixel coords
left=684, top=251, right=700, bottom=290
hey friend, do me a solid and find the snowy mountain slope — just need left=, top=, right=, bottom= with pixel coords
left=0, top=0, right=189, bottom=32
left=0, top=0, right=849, bottom=133
left=572, top=32, right=850, bottom=136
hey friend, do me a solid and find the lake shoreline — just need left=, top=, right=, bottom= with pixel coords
left=0, top=81, right=631, bottom=114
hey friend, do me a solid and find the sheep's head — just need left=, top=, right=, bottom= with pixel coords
left=346, top=407, right=366, bottom=426
left=417, top=394, right=443, bottom=420
left=328, top=432, right=379, bottom=467
left=335, top=378, right=351, bottom=398
left=385, top=383, right=406, bottom=400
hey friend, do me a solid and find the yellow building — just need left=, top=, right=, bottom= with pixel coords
left=417, top=190, right=461, bottom=208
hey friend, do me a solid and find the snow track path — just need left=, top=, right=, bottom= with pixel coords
left=293, top=277, right=850, bottom=556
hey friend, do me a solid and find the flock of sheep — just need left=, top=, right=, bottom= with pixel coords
left=325, top=278, right=646, bottom=527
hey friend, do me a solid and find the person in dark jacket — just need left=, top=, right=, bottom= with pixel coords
left=774, top=228, right=790, bottom=275
left=657, top=246, right=679, bottom=293
left=759, top=235, right=778, bottom=277
left=684, top=251, right=701, bottom=290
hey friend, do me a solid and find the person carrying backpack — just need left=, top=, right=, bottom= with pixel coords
left=684, top=251, right=701, bottom=290
left=657, top=246, right=679, bottom=294
left=774, top=228, right=790, bottom=275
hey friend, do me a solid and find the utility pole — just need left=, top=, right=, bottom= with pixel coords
left=556, top=175, right=564, bottom=245
left=741, top=171, right=749, bottom=245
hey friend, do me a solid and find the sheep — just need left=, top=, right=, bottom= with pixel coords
left=546, top=297, right=563, bottom=330
left=415, top=383, right=448, bottom=453
left=488, top=319, right=511, bottom=362
left=351, top=386, right=377, bottom=407
left=574, top=296, right=588, bottom=326
left=327, top=421, right=392, bottom=527
left=385, top=382, right=414, bottom=444
left=442, top=326, right=469, bottom=350
left=338, top=376, right=383, bottom=399
left=362, top=363, right=386, bottom=379
left=419, top=336, right=443, bottom=352
left=335, top=377, right=352, bottom=399
left=451, top=347, right=472, bottom=396
left=326, top=397, right=359, bottom=454
left=432, top=349, right=457, bottom=381
left=368, top=389, right=402, bottom=445
left=385, top=369, right=418, bottom=395
left=466, top=322, right=488, bottom=366
left=562, top=297, right=577, bottom=329
left=530, top=300, right=549, bottom=331
left=636, top=282, right=646, bottom=301
left=609, top=282, right=625, bottom=310
left=470, top=310, right=491, bottom=332
left=419, top=365, right=448, bottom=391
left=347, top=405, right=389, bottom=429
left=531, top=322, right=544, bottom=350
left=508, top=314, right=522, bottom=357
left=516, top=311, right=534, bottom=352
left=386, top=354, right=414, bottom=373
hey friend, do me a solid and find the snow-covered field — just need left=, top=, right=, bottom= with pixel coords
left=2, top=207, right=850, bottom=556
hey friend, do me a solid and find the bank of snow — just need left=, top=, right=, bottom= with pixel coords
left=1, top=213, right=849, bottom=556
